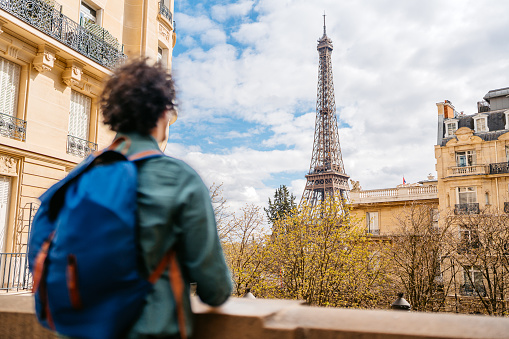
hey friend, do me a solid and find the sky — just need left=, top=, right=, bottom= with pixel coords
left=166, top=0, right=509, bottom=213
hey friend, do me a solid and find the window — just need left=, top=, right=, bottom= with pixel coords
left=157, top=47, right=163, bottom=63
left=462, top=266, right=485, bottom=296
left=485, top=192, right=490, bottom=205
left=157, top=46, right=168, bottom=68
left=366, top=212, right=379, bottom=235
left=80, top=2, right=97, bottom=24
left=473, top=114, right=488, bottom=133
left=0, top=176, right=11, bottom=252
left=459, top=226, right=480, bottom=251
left=445, top=119, right=458, bottom=138
left=431, top=208, right=439, bottom=229
left=455, top=151, right=475, bottom=167
left=69, top=90, right=91, bottom=141
left=458, top=187, right=476, bottom=204
left=505, top=111, right=509, bottom=130
left=0, top=57, right=20, bottom=118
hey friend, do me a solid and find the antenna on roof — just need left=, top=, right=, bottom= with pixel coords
left=323, top=11, right=327, bottom=36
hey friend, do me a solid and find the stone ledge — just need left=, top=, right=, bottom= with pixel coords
left=2, top=294, right=509, bottom=338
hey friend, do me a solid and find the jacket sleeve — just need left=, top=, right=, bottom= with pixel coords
left=176, top=169, right=232, bottom=306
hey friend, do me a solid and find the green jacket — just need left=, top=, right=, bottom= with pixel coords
left=120, top=133, right=232, bottom=338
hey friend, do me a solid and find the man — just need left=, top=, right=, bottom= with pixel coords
left=101, top=59, right=231, bottom=338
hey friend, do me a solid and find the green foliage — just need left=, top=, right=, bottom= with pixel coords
left=264, top=185, right=297, bottom=225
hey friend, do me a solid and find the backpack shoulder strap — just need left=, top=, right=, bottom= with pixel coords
left=128, top=149, right=164, bottom=162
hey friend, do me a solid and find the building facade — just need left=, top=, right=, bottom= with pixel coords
left=435, top=87, right=509, bottom=215
left=350, top=177, right=438, bottom=236
left=0, top=0, right=176, bottom=290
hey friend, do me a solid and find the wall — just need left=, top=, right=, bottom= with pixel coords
left=1, top=295, right=509, bottom=339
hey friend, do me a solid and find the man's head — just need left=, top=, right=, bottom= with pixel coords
left=100, top=59, right=177, bottom=135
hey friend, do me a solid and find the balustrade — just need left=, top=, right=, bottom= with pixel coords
left=159, top=0, right=172, bottom=23
left=0, top=0, right=126, bottom=69
left=67, top=135, right=97, bottom=158
left=0, top=112, right=26, bottom=141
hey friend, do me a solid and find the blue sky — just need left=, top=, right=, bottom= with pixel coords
left=166, top=0, right=509, bottom=212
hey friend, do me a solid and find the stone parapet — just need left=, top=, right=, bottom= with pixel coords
left=351, top=185, right=438, bottom=204
left=1, top=294, right=509, bottom=338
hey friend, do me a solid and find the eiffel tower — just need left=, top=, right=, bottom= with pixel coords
left=301, top=15, right=350, bottom=206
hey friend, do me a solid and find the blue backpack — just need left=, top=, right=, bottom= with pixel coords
left=28, top=137, right=186, bottom=339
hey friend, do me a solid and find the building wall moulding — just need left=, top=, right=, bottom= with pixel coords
left=33, top=44, right=57, bottom=73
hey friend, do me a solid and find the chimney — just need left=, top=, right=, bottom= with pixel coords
left=437, top=100, right=455, bottom=119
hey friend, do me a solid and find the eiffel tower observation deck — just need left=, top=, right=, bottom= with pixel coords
left=301, top=15, right=350, bottom=206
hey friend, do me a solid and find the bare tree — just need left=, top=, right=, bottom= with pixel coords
left=221, top=204, right=271, bottom=296
left=390, top=203, right=456, bottom=312
left=449, top=207, right=509, bottom=315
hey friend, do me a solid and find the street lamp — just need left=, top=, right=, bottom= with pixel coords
left=391, top=293, right=411, bottom=311
left=243, top=288, right=256, bottom=299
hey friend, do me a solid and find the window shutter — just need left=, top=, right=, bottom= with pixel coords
left=69, top=90, right=91, bottom=140
left=0, top=58, right=20, bottom=117
left=0, top=176, right=11, bottom=252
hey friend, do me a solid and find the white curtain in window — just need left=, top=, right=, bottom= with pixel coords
left=0, top=58, right=20, bottom=117
left=0, top=176, right=11, bottom=252
left=69, top=90, right=91, bottom=140
left=367, top=212, right=379, bottom=233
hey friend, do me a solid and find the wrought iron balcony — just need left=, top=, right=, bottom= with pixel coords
left=460, top=284, right=486, bottom=297
left=0, top=112, right=26, bottom=141
left=505, top=202, right=509, bottom=214
left=489, top=162, right=509, bottom=175
left=67, top=135, right=97, bottom=158
left=0, top=252, right=31, bottom=292
left=159, top=0, right=173, bottom=24
left=0, top=0, right=126, bottom=70
left=454, top=203, right=480, bottom=215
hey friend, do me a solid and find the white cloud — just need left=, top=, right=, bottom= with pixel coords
left=211, top=0, right=255, bottom=22
left=172, top=0, right=509, bottom=211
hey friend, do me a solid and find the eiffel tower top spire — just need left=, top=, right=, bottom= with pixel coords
left=323, top=11, right=327, bottom=37
left=301, top=17, right=350, bottom=206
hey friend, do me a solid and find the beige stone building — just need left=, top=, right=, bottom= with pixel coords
left=350, top=177, right=438, bottom=236
left=351, top=86, right=509, bottom=305
left=0, top=0, right=176, bottom=290
left=435, top=88, right=509, bottom=215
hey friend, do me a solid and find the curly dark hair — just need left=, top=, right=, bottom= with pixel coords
left=100, top=58, right=177, bottom=134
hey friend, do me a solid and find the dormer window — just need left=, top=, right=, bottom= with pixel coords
left=445, top=119, right=458, bottom=138
left=473, top=114, right=488, bottom=133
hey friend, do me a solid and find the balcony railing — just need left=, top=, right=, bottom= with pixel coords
left=0, top=0, right=126, bottom=70
left=351, top=185, right=437, bottom=204
left=460, top=284, right=486, bottom=297
left=67, top=135, right=97, bottom=158
left=454, top=203, right=480, bottom=215
left=489, top=162, right=509, bottom=175
left=0, top=252, right=32, bottom=292
left=159, top=0, right=173, bottom=24
left=0, top=112, right=26, bottom=141
left=448, top=165, right=487, bottom=176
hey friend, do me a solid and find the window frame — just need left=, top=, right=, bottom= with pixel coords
left=69, top=90, right=92, bottom=141
left=80, top=1, right=103, bottom=26
left=473, top=113, right=488, bottom=133
left=457, top=186, right=477, bottom=205
left=445, top=119, right=458, bottom=138
left=0, top=56, right=21, bottom=118
left=366, top=211, right=379, bottom=235
left=455, top=150, right=476, bottom=167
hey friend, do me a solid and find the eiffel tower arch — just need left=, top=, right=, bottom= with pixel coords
left=301, top=16, right=350, bottom=206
